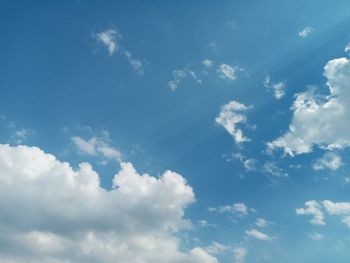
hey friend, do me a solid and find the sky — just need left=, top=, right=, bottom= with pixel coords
left=1, top=1, right=350, bottom=262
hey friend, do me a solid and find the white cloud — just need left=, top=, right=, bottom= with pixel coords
left=296, top=200, right=325, bottom=225
left=168, top=68, right=202, bottom=91
left=71, top=132, right=122, bottom=162
left=298, top=26, right=314, bottom=38
left=124, top=51, right=144, bottom=75
left=268, top=56, right=350, bottom=156
left=313, top=152, right=343, bottom=171
left=264, top=76, right=286, bottom=99
left=245, top=229, right=271, bottom=241
left=0, top=144, right=218, bottom=263
left=209, top=203, right=248, bottom=216
left=255, top=218, right=268, bottom=227
left=202, top=59, right=214, bottom=68
left=94, top=29, right=120, bottom=56
left=215, top=100, right=251, bottom=144
left=217, top=64, right=238, bottom=80
left=309, top=232, right=323, bottom=240
left=233, top=247, right=247, bottom=263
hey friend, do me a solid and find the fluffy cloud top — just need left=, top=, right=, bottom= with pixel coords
left=215, top=101, right=251, bottom=144
left=0, top=144, right=218, bottom=263
left=268, top=56, right=350, bottom=156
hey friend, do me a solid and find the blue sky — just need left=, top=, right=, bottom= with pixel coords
left=1, top=1, right=350, bottom=262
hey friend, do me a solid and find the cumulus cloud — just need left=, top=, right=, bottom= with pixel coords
left=71, top=131, right=122, bottom=162
left=298, top=26, right=314, bottom=38
left=268, top=56, right=350, bottom=156
left=233, top=247, right=247, bottom=263
left=94, top=29, right=120, bottom=56
left=217, top=64, right=239, bottom=80
left=0, top=144, right=218, bottom=263
left=209, top=203, right=249, bottom=217
left=168, top=68, right=202, bottom=91
left=264, top=76, right=286, bottom=99
left=296, top=200, right=325, bottom=225
left=215, top=100, right=252, bottom=144
left=245, top=229, right=271, bottom=241
left=312, top=152, right=343, bottom=171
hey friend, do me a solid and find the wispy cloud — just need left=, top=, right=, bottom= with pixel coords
left=313, top=152, right=343, bottom=171
left=345, top=42, right=350, bottom=53
left=93, top=29, right=120, bottom=56
left=204, top=242, right=229, bottom=255
left=309, top=232, right=323, bottom=240
left=264, top=76, right=286, bottom=99
left=11, top=128, right=36, bottom=144
left=245, top=228, right=271, bottom=241
left=209, top=202, right=249, bottom=217
left=299, top=26, right=314, bottom=38
left=263, top=161, right=288, bottom=178
left=202, top=59, right=214, bottom=69
left=217, top=63, right=241, bottom=80
left=94, top=28, right=145, bottom=75
left=233, top=247, right=247, bottom=263
left=167, top=67, right=202, bottom=91
left=124, top=51, right=145, bottom=75
left=71, top=131, right=122, bottom=162
left=255, top=218, right=268, bottom=227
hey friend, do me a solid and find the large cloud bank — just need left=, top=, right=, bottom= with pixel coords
left=0, top=144, right=218, bottom=263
